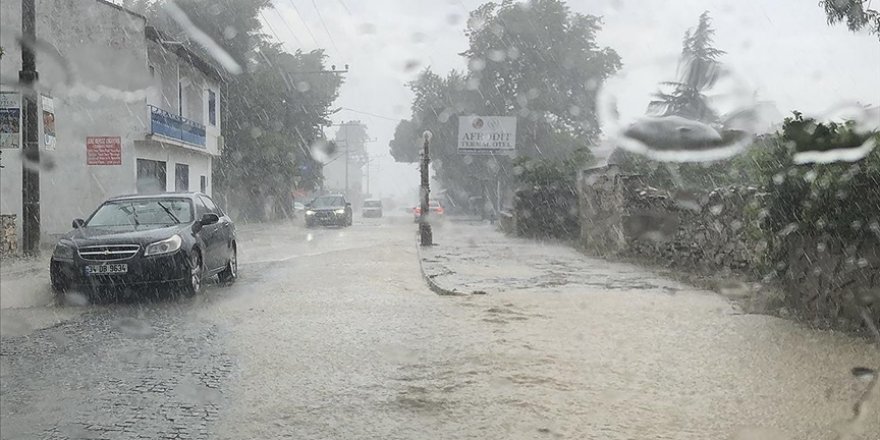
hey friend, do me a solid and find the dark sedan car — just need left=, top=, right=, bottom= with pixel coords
left=50, top=192, right=237, bottom=299
left=305, top=195, right=353, bottom=227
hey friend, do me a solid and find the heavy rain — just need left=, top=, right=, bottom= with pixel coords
left=0, top=0, right=878, bottom=439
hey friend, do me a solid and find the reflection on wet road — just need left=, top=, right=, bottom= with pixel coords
left=1, top=216, right=877, bottom=439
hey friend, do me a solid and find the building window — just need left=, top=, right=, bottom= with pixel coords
left=200, top=175, right=207, bottom=193
left=137, top=159, right=167, bottom=194
left=175, top=163, right=189, bottom=191
left=208, top=90, right=216, bottom=126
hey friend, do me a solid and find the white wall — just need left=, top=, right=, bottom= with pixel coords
left=135, top=141, right=212, bottom=195
left=146, top=41, right=221, bottom=156
left=0, top=0, right=150, bottom=243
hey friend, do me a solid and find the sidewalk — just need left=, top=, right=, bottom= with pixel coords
left=420, top=222, right=689, bottom=296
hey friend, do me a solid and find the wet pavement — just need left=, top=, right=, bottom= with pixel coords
left=1, top=215, right=878, bottom=439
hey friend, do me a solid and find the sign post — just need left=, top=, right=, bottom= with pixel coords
left=457, top=116, right=516, bottom=156
left=419, top=131, right=433, bottom=246
left=458, top=116, right=516, bottom=216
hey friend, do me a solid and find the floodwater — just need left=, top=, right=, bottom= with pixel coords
left=1, top=215, right=877, bottom=439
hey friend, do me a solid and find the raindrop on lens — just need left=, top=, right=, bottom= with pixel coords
left=469, top=58, right=486, bottom=71
left=223, top=26, right=238, bottom=40
left=296, top=81, right=311, bottom=92
left=404, top=60, right=421, bottom=72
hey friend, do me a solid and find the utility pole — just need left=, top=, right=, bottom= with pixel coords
left=20, top=0, right=40, bottom=255
left=344, top=123, right=350, bottom=199
left=419, top=131, right=432, bottom=246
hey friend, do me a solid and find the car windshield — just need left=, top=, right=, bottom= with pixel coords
left=86, top=199, right=193, bottom=228
left=311, top=196, right=345, bottom=208
left=3, top=1, right=879, bottom=439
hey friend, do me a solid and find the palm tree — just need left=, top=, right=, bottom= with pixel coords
left=649, top=11, right=725, bottom=123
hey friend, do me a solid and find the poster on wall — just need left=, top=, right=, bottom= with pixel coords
left=42, top=95, right=56, bottom=151
left=86, top=136, right=122, bottom=165
left=0, top=92, right=21, bottom=149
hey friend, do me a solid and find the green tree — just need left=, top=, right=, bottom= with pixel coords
left=390, top=0, right=620, bottom=207
left=140, top=0, right=342, bottom=220
left=820, top=0, right=880, bottom=40
left=649, top=11, right=724, bottom=122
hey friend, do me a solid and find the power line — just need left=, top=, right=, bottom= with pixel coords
left=286, top=0, right=319, bottom=47
left=310, top=0, right=341, bottom=57
left=272, top=4, right=303, bottom=48
left=339, top=107, right=400, bottom=122
left=260, top=11, right=290, bottom=51
left=335, top=0, right=352, bottom=15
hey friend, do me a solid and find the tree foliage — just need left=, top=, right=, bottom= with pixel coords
left=124, top=0, right=342, bottom=220
left=649, top=11, right=724, bottom=123
left=390, top=0, right=620, bottom=207
left=820, top=0, right=880, bottom=40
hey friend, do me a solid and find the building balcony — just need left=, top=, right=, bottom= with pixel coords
left=148, top=105, right=206, bottom=148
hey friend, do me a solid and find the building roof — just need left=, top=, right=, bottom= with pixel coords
left=145, top=26, right=224, bottom=83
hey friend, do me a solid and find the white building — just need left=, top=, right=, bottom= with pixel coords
left=0, top=0, right=223, bottom=246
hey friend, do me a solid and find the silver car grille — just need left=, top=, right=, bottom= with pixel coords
left=78, top=244, right=140, bottom=261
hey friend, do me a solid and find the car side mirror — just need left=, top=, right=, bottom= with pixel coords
left=200, top=213, right=220, bottom=225
left=72, top=218, right=85, bottom=229
left=346, top=202, right=351, bottom=208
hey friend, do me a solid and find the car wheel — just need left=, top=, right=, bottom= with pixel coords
left=218, top=244, right=237, bottom=284
left=50, top=264, right=68, bottom=296
left=182, top=250, right=203, bottom=296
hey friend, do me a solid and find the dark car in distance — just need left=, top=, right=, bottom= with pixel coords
left=49, top=192, right=237, bottom=299
left=305, top=195, right=353, bottom=227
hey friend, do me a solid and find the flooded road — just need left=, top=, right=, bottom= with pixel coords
left=2, top=216, right=878, bottom=439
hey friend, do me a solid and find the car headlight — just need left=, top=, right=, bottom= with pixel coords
left=53, top=243, right=75, bottom=261
left=306, top=210, right=315, bottom=216
left=334, top=208, right=345, bottom=214
left=144, top=235, right=182, bottom=256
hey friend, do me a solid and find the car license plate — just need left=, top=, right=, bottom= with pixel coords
left=85, top=263, right=128, bottom=275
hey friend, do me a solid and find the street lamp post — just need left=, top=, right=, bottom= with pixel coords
left=419, top=131, right=432, bottom=246
left=20, top=0, right=40, bottom=255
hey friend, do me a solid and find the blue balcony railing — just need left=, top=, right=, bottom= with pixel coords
left=149, top=105, right=206, bottom=148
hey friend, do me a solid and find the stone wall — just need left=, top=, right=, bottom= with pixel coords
left=513, top=185, right=579, bottom=240
left=574, top=166, right=879, bottom=328
left=1, top=214, right=16, bottom=258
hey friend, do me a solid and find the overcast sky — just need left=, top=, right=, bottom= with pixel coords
left=262, top=0, right=880, bottom=200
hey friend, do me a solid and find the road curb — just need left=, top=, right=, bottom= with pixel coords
left=415, top=240, right=465, bottom=296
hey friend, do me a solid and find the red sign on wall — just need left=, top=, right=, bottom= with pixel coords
left=86, top=136, right=122, bottom=165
